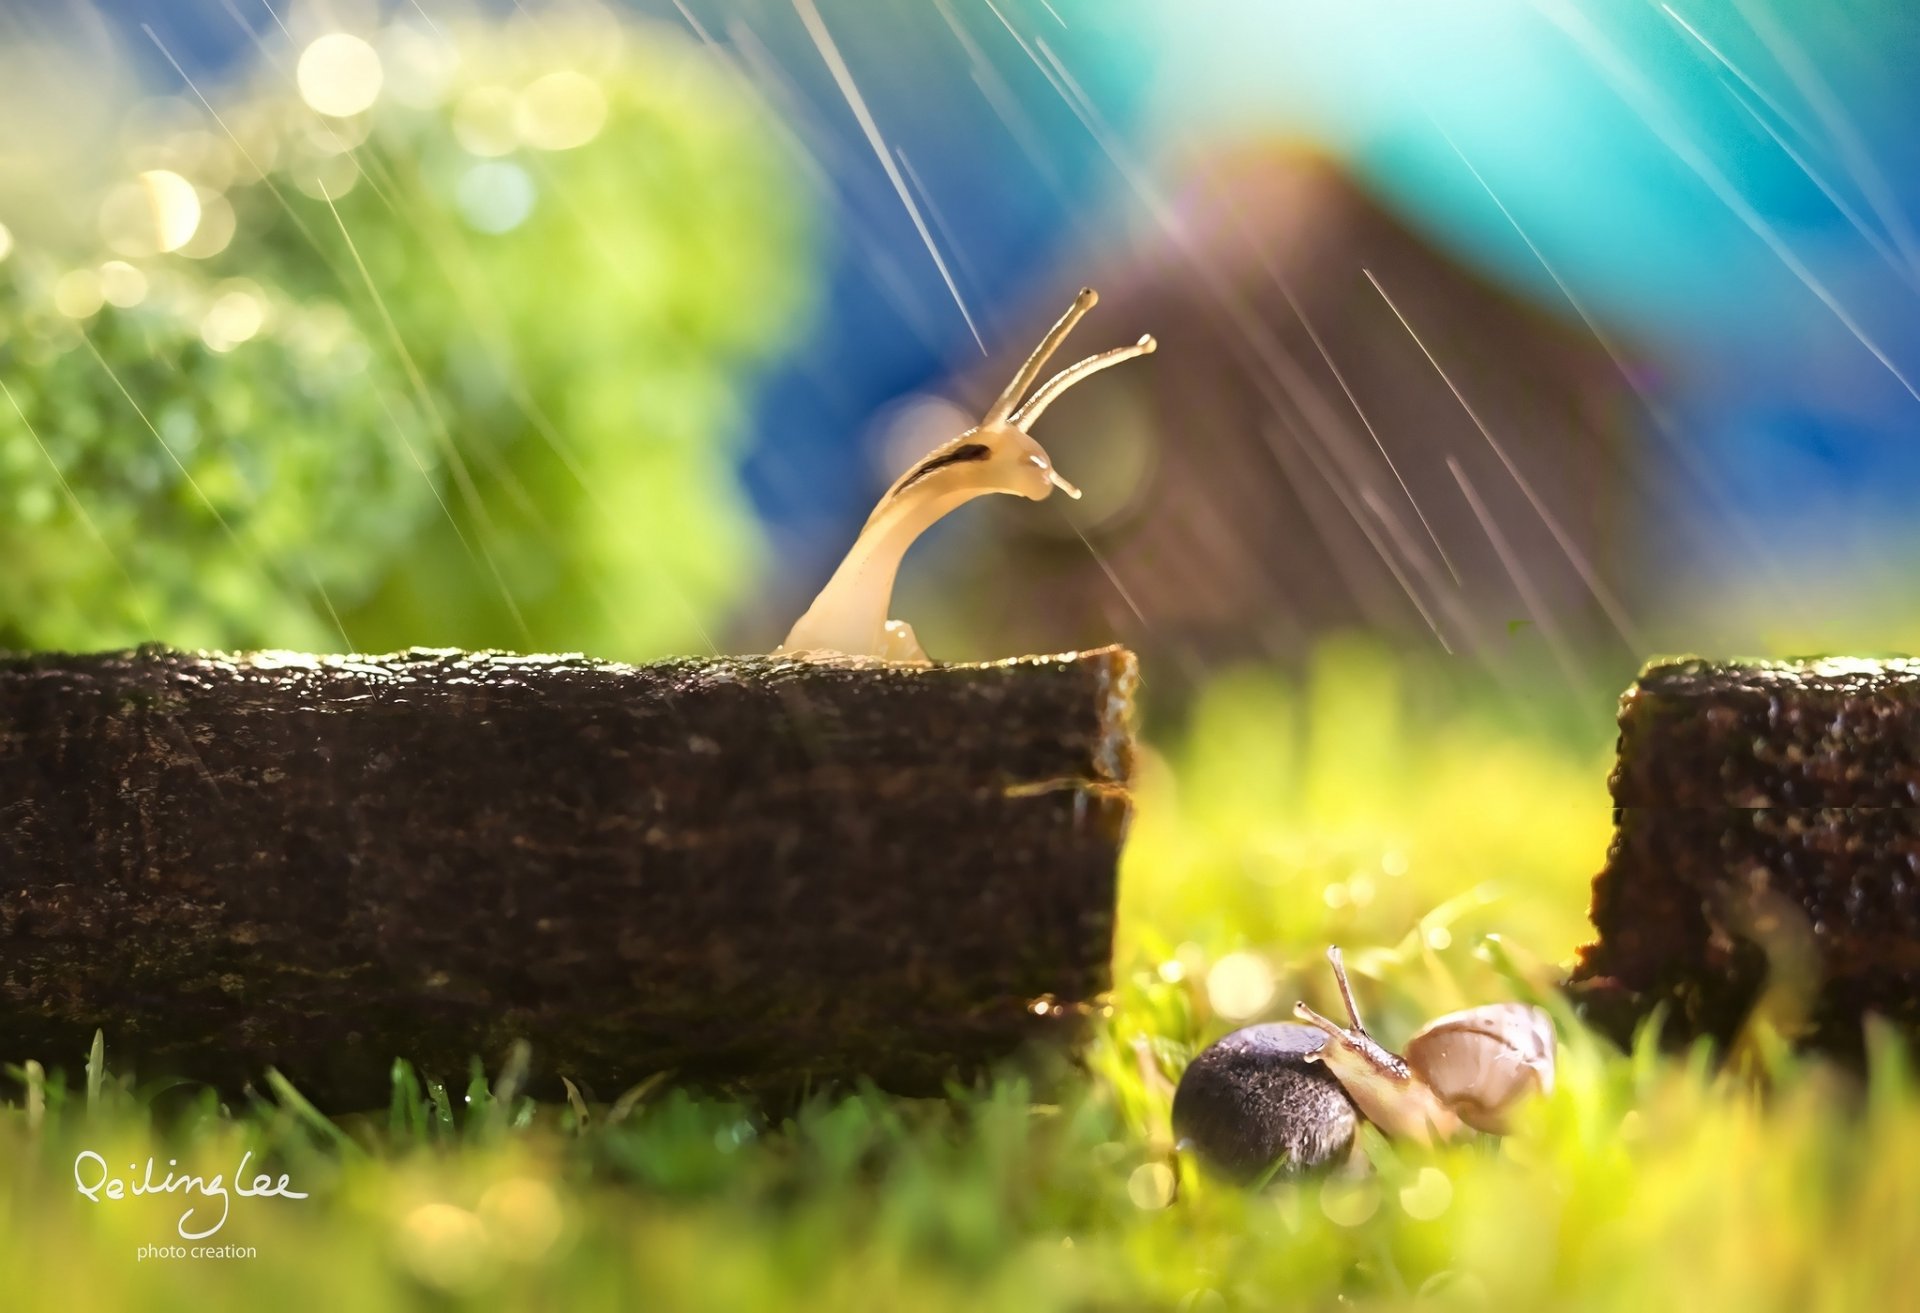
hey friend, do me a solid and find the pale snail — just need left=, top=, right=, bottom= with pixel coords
left=778, top=287, right=1155, bottom=662
left=1294, top=946, right=1556, bottom=1143
left=1173, top=946, right=1555, bottom=1179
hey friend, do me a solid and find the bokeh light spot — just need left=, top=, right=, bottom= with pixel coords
left=516, top=71, right=608, bottom=151
left=292, top=153, right=363, bottom=202
left=1127, top=1162, right=1175, bottom=1210
left=381, top=24, right=460, bottom=108
left=142, top=170, right=202, bottom=251
left=98, top=261, right=148, bottom=308
left=1319, top=1177, right=1380, bottom=1227
left=456, top=162, right=536, bottom=234
left=99, top=170, right=202, bottom=257
left=397, top=1201, right=491, bottom=1294
left=477, top=1178, right=563, bottom=1262
left=1399, top=1166, right=1453, bottom=1220
left=53, top=269, right=105, bottom=319
left=201, top=281, right=267, bottom=352
left=453, top=86, right=520, bottom=157
left=1205, top=951, right=1275, bottom=1020
left=0, top=221, right=13, bottom=263
left=178, top=193, right=237, bottom=259
left=298, top=34, right=384, bottom=118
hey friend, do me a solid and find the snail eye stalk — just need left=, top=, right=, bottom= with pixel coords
left=1326, top=945, right=1369, bottom=1035
left=983, top=286, right=1100, bottom=425
left=1011, top=335, right=1157, bottom=430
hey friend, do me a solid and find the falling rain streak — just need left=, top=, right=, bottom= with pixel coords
left=3, top=0, right=1907, bottom=707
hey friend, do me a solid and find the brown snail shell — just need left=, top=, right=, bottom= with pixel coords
left=1403, top=1002, right=1556, bottom=1134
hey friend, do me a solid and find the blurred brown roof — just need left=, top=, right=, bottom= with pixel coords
left=897, top=147, right=1643, bottom=694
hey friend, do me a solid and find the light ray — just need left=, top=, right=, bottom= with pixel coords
left=77, top=331, right=353, bottom=652
left=792, top=0, right=987, bottom=353
left=1449, top=457, right=1590, bottom=692
left=1731, top=0, right=1920, bottom=278
left=317, top=185, right=532, bottom=643
left=1364, top=267, right=1645, bottom=652
left=1536, top=0, right=1920, bottom=403
left=0, top=376, right=155, bottom=638
left=1285, top=426, right=1456, bottom=653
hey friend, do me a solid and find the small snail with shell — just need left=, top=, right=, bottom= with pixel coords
left=1295, top=946, right=1556, bottom=1143
left=778, top=287, right=1155, bottom=662
left=1174, top=946, right=1556, bottom=1179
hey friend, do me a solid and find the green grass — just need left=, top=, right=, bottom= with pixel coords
left=5, top=637, right=1917, bottom=1310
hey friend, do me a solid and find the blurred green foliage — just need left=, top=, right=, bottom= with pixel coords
left=0, top=8, right=811, bottom=656
left=6, top=645, right=1917, bottom=1311
left=0, top=263, right=431, bottom=650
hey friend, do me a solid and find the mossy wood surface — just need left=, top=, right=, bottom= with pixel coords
left=0, top=645, right=1136, bottom=1107
left=1573, top=657, right=1920, bottom=1053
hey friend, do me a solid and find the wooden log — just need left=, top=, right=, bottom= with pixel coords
left=1571, top=657, right=1920, bottom=1053
left=0, top=645, right=1137, bottom=1108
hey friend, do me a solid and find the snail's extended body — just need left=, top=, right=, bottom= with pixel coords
left=1295, top=948, right=1464, bottom=1144
left=779, top=288, right=1154, bottom=661
left=1295, top=946, right=1554, bottom=1144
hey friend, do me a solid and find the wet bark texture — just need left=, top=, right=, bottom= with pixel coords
left=1571, top=657, right=1920, bottom=1055
left=0, top=645, right=1137, bottom=1108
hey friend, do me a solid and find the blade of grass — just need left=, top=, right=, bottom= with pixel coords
left=264, top=1068, right=359, bottom=1154
left=561, top=1076, right=591, bottom=1135
left=85, top=1030, right=105, bottom=1113
left=389, top=1059, right=426, bottom=1143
